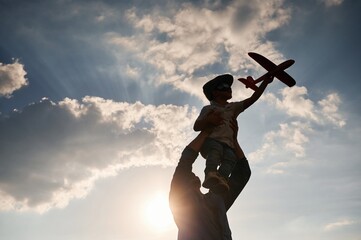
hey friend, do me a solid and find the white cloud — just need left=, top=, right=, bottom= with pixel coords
left=0, top=97, right=197, bottom=213
left=320, top=0, right=344, bottom=7
left=264, top=87, right=346, bottom=127
left=125, top=64, right=140, bottom=78
left=319, top=93, right=346, bottom=127
left=0, top=59, right=28, bottom=98
left=249, top=87, right=346, bottom=173
left=249, top=121, right=312, bottom=164
left=324, top=219, right=355, bottom=231
left=264, top=87, right=319, bottom=122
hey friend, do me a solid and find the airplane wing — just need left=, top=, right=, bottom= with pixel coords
left=248, top=52, right=296, bottom=87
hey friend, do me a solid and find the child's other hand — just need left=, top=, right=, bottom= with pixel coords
left=246, top=76, right=254, bottom=82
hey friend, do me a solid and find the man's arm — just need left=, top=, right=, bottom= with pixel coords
left=242, top=76, right=273, bottom=110
left=169, top=130, right=210, bottom=226
left=170, top=110, right=221, bottom=207
left=169, top=130, right=210, bottom=202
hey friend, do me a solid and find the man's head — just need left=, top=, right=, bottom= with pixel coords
left=203, top=74, right=233, bottom=101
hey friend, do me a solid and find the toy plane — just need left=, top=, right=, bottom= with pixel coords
left=238, top=52, right=296, bottom=91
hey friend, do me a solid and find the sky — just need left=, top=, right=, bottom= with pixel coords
left=0, top=0, right=360, bottom=239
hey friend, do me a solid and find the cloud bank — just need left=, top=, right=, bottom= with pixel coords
left=0, top=85, right=346, bottom=212
left=0, top=97, right=197, bottom=213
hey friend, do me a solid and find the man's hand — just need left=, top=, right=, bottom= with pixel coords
left=205, top=110, right=223, bottom=126
left=193, top=109, right=224, bottom=131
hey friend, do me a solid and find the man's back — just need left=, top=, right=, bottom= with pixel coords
left=170, top=186, right=231, bottom=239
left=169, top=147, right=232, bottom=240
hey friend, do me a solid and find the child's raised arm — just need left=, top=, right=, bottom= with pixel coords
left=242, top=76, right=273, bottom=110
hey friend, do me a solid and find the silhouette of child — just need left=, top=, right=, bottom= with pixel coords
left=194, top=74, right=272, bottom=193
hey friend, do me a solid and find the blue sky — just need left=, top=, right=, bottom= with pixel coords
left=0, top=0, right=360, bottom=239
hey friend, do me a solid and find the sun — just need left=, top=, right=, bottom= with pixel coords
left=143, top=192, right=174, bottom=232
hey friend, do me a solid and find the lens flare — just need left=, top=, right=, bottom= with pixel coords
left=143, top=192, right=174, bottom=232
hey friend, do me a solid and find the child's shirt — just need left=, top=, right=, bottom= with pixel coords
left=196, top=100, right=245, bottom=149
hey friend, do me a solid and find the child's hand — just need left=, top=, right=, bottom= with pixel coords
left=265, top=75, right=274, bottom=84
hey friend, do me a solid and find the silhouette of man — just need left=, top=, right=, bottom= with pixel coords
left=169, top=118, right=251, bottom=240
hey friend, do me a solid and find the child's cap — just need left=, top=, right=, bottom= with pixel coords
left=202, top=74, right=234, bottom=101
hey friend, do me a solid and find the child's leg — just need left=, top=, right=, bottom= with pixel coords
left=201, top=139, right=230, bottom=193
left=218, top=147, right=238, bottom=179
left=201, top=138, right=223, bottom=174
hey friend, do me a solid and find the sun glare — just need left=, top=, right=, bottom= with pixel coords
left=143, top=192, right=174, bottom=232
